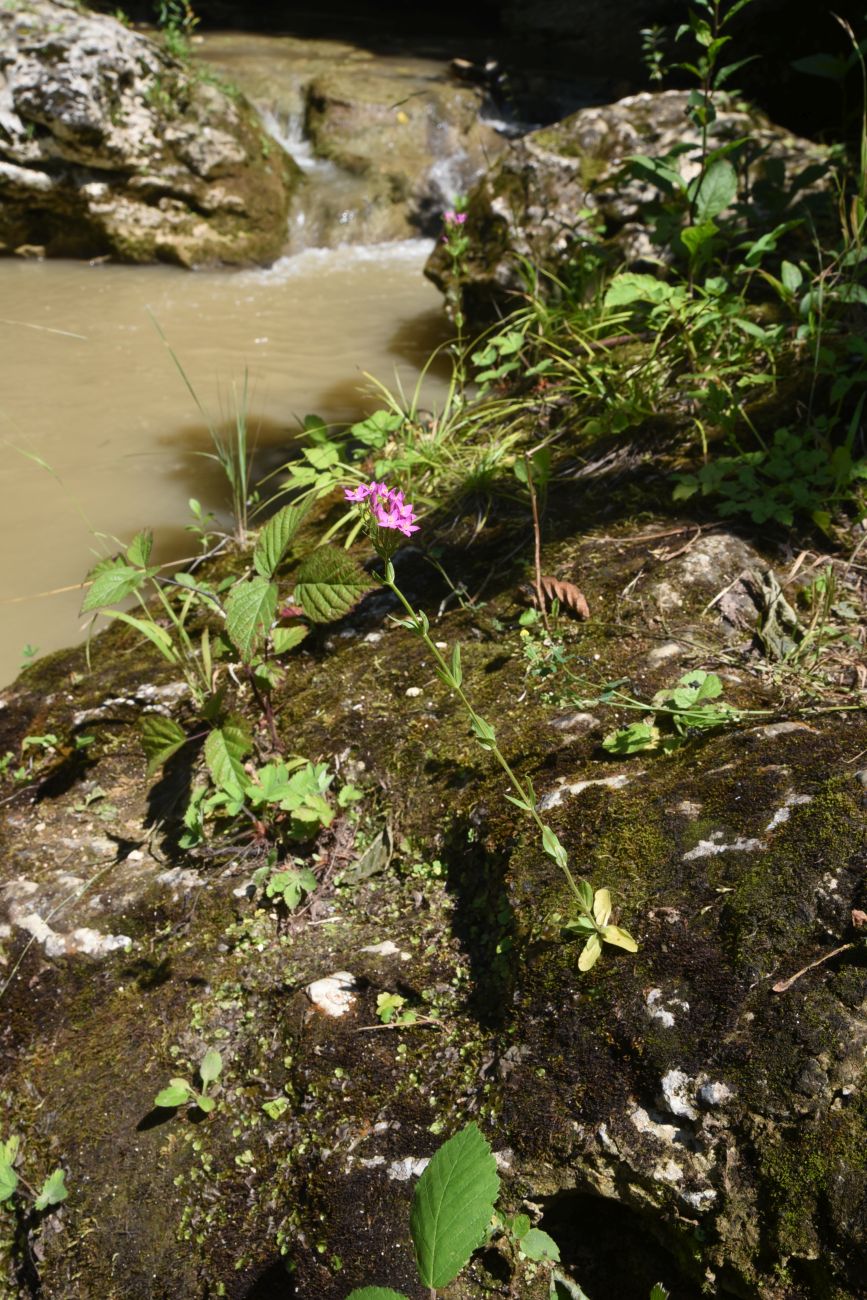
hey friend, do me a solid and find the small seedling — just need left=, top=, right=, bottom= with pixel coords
left=154, top=1048, right=222, bottom=1115
left=0, top=1136, right=68, bottom=1212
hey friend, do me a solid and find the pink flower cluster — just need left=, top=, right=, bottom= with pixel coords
left=443, top=210, right=467, bottom=226
left=344, top=480, right=420, bottom=537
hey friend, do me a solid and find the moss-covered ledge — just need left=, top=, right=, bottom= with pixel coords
left=0, top=509, right=865, bottom=1299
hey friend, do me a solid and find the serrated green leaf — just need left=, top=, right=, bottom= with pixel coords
left=0, top=1161, right=18, bottom=1203
left=345, top=1289, right=410, bottom=1300
left=295, top=546, right=370, bottom=623
left=204, top=718, right=252, bottom=799
left=253, top=503, right=309, bottom=578
left=410, top=1122, right=500, bottom=1289
left=225, top=577, right=278, bottom=662
left=271, top=624, right=308, bottom=655
left=34, top=1168, right=68, bottom=1212
left=199, top=1049, right=222, bottom=1087
left=126, top=530, right=153, bottom=567
left=154, top=1084, right=192, bottom=1107
left=520, top=1227, right=560, bottom=1262
left=604, top=273, right=674, bottom=308
left=140, top=715, right=187, bottom=777
left=81, top=559, right=147, bottom=612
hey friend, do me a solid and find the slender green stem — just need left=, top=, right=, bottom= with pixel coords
left=382, top=573, right=591, bottom=915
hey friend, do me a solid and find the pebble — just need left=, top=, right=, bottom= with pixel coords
left=306, top=972, right=357, bottom=1017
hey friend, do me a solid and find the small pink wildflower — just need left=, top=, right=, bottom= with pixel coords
left=443, top=210, right=467, bottom=226
left=344, top=480, right=420, bottom=548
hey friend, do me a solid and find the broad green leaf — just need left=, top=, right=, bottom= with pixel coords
left=195, top=1095, right=216, bottom=1114
left=0, top=1137, right=19, bottom=1166
left=345, top=1290, right=409, bottom=1300
left=781, top=260, right=803, bottom=293
left=410, top=1122, right=500, bottom=1290
left=126, top=529, right=154, bottom=567
left=578, top=933, right=602, bottom=972
left=81, top=559, right=147, bottom=612
left=253, top=503, right=309, bottom=578
left=225, top=577, right=278, bottom=663
left=510, top=1213, right=532, bottom=1239
left=602, top=924, right=639, bottom=953
left=680, top=220, right=717, bottom=257
left=649, top=1286, right=671, bottom=1300
left=349, top=409, right=403, bottom=447
left=154, top=1084, right=192, bottom=1107
left=101, top=610, right=178, bottom=663
left=204, top=718, right=252, bottom=799
left=140, top=715, right=187, bottom=777
left=602, top=722, right=660, bottom=754
left=0, top=1161, right=18, bottom=1204
left=199, top=1049, right=222, bottom=1087
left=604, top=273, right=674, bottom=308
left=34, top=1168, right=68, bottom=1212
left=519, top=1227, right=560, bottom=1262
left=691, top=158, right=737, bottom=221
left=628, top=153, right=686, bottom=196
left=272, top=624, right=308, bottom=655
left=295, top=546, right=370, bottom=623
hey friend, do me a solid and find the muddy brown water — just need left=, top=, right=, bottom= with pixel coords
left=0, top=240, right=449, bottom=688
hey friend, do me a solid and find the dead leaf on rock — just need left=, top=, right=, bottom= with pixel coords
left=532, top=576, right=590, bottom=620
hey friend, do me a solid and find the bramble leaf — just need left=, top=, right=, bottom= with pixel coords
left=204, top=717, right=252, bottom=800
left=410, top=1123, right=499, bottom=1289
left=225, top=577, right=278, bottom=663
left=253, top=504, right=308, bottom=579
left=140, top=715, right=187, bottom=777
left=295, top=546, right=370, bottom=623
left=81, top=559, right=147, bottom=612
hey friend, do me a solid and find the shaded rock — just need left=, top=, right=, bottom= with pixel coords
left=0, top=0, right=299, bottom=265
left=425, top=89, right=829, bottom=325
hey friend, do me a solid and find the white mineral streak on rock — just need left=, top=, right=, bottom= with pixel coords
left=629, top=1106, right=681, bottom=1144
left=360, top=940, right=409, bottom=959
left=305, top=971, right=357, bottom=1017
left=753, top=721, right=817, bottom=739
left=388, top=1156, right=430, bottom=1181
left=537, top=772, right=636, bottom=811
left=683, top=832, right=762, bottom=861
left=646, top=988, right=690, bottom=1028
left=14, top=911, right=131, bottom=958
left=697, top=1080, right=734, bottom=1108
left=661, top=1069, right=699, bottom=1120
left=765, top=792, right=812, bottom=831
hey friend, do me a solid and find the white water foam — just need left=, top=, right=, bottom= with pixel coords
left=241, top=238, right=436, bottom=285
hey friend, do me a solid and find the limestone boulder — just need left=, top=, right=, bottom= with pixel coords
left=424, top=89, right=830, bottom=326
left=0, top=0, right=299, bottom=265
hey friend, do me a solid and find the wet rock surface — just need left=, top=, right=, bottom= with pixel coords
left=0, top=0, right=298, bottom=265
left=0, top=501, right=865, bottom=1298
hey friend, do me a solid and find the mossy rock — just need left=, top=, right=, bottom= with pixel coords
left=0, top=498, right=865, bottom=1298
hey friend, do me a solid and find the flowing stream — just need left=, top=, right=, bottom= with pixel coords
left=0, top=240, right=449, bottom=687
